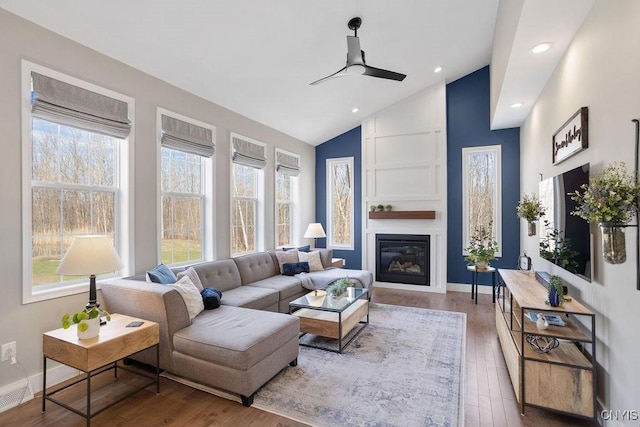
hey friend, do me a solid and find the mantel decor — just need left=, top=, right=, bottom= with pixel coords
left=552, top=106, right=589, bottom=165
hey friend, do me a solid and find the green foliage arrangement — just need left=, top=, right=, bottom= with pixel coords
left=570, top=162, right=640, bottom=225
left=547, top=275, right=565, bottom=306
left=464, top=222, right=499, bottom=266
left=516, top=193, right=546, bottom=222
left=539, top=220, right=579, bottom=273
left=327, top=277, right=352, bottom=296
left=62, top=306, right=110, bottom=332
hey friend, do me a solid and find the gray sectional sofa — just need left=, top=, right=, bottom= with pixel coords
left=101, top=248, right=373, bottom=406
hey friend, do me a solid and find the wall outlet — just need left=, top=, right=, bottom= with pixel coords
left=1, top=342, right=16, bottom=363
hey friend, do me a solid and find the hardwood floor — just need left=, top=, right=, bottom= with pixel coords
left=0, top=288, right=592, bottom=426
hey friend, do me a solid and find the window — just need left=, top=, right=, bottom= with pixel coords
left=22, top=63, right=132, bottom=303
left=231, top=134, right=265, bottom=256
left=159, top=111, right=215, bottom=266
left=275, top=149, right=300, bottom=247
left=462, top=145, right=502, bottom=255
left=326, top=157, right=354, bottom=249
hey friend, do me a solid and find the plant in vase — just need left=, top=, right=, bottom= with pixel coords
left=516, top=193, right=546, bottom=236
left=464, top=222, right=499, bottom=270
left=570, top=162, right=640, bottom=264
left=546, top=275, right=565, bottom=307
left=62, top=306, right=110, bottom=340
left=327, top=277, right=352, bottom=296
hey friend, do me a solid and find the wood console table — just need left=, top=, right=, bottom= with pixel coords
left=496, top=269, right=597, bottom=423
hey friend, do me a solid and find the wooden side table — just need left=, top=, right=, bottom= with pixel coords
left=467, top=265, right=497, bottom=304
left=42, top=313, right=160, bottom=426
left=331, top=258, right=345, bottom=268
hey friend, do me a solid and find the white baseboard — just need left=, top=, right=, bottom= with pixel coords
left=373, top=282, right=443, bottom=293
left=31, top=362, right=81, bottom=395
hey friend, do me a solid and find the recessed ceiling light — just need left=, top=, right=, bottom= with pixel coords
left=352, top=107, right=359, bottom=113
left=511, top=103, right=523, bottom=108
left=434, top=66, right=443, bottom=73
left=531, top=42, right=552, bottom=54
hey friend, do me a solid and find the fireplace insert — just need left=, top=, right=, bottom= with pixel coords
left=375, top=234, right=430, bottom=286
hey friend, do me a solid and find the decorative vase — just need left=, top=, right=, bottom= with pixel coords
left=548, top=287, right=561, bottom=307
left=527, top=221, right=536, bottom=237
left=599, top=224, right=626, bottom=264
left=77, top=316, right=100, bottom=340
left=475, top=260, right=489, bottom=270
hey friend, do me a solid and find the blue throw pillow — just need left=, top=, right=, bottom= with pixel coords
left=282, top=261, right=310, bottom=276
left=283, top=245, right=311, bottom=253
left=201, top=287, right=222, bottom=309
left=147, top=264, right=177, bottom=284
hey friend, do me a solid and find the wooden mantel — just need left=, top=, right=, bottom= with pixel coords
left=368, top=210, right=436, bottom=220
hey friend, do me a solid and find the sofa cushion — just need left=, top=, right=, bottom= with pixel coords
left=282, top=261, right=309, bottom=276
left=273, top=250, right=299, bottom=274
left=201, top=287, right=222, bottom=309
left=298, top=250, right=324, bottom=272
left=176, top=267, right=204, bottom=292
left=193, top=259, right=242, bottom=292
left=245, top=275, right=304, bottom=301
left=234, top=252, right=278, bottom=284
left=169, top=276, right=204, bottom=320
left=147, top=264, right=177, bottom=284
left=220, top=285, right=279, bottom=310
left=173, top=306, right=299, bottom=371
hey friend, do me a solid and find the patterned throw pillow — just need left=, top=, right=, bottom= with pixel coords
left=169, top=276, right=204, bottom=320
left=275, top=249, right=299, bottom=274
left=298, top=251, right=324, bottom=272
left=177, top=267, right=204, bottom=292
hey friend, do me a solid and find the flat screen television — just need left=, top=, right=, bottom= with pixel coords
left=538, top=163, right=592, bottom=282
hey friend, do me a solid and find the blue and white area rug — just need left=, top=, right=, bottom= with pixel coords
left=254, top=303, right=466, bottom=427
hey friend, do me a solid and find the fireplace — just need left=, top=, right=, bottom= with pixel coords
left=376, top=234, right=430, bottom=286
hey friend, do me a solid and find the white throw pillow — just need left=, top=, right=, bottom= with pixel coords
left=298, top=250, right=324, bottom=272
left=275, top=249, right=299, bottom=274
left=169, top=276, right=204, bottom=320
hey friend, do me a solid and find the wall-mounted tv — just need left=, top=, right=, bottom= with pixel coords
left=538, top=163, right=592, bottom=282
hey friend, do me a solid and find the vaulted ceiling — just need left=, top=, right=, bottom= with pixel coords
left=0, top=0, right=595, bottom=145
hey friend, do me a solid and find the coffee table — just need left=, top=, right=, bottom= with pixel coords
left=289, top=288, right=369, bottom=353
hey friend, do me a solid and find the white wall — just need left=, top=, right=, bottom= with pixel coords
left=0, top=9, right=315, bottom=392
left=519, top=0, right=640, bottom=417
left=362, top=82, right=448, bottom=293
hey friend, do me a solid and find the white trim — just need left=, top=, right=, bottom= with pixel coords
left=461, top=145, right=502, bottom=257
left=326, top=157, right=355, bottom=250
left=21, top=60, right=134, bottom=304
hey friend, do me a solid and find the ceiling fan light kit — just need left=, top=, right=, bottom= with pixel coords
left=310, top=17, right=407, bottom=86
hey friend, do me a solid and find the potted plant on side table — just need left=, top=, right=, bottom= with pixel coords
left=516, top=193, right=546, bottom=236
left=464, top=222, right=499, bottom=270
left=62, top=306, right=111, bottom=340
left=570, top=162, right=640, bottom=264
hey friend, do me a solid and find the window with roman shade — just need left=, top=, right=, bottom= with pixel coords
left=276, top=150, right=301, bottom=177
left=232, top=135, right=266, bottom=169
left=161, top=114, right=215, bottom=157
left=275, top=148, right=300, bottom=247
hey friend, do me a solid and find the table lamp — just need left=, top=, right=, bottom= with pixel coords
left=56, top=235, right=124, bottom=309
left=304, top=223, right=326, bottom=248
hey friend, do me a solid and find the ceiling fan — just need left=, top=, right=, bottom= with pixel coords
left=310, top=17, right=407, bottom=86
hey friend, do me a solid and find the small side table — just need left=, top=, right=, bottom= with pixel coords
left=42, top=313, right=160, bottom=426
left=467, top=265, right=497, bottom=304
left=331, top=258, right=345, bottom=268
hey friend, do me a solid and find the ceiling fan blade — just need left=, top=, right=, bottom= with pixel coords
left=362, top=65, right=407, bottom=81
left=346, top=36, right=364, bottom=65
left=309, top=66, right=348, bottom=86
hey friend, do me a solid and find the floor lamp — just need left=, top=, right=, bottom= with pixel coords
left=304, top=223, right=326, bottom=248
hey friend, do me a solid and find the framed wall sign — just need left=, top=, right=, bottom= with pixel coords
left=552, top=106, right=588, bottom=165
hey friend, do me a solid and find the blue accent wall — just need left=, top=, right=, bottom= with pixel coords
left=446, top=66, right=520, bottom=285
left=315, top=126, right=362, bottom=269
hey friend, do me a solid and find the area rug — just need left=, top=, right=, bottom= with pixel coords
left=253, top=303, right=466, bottom=427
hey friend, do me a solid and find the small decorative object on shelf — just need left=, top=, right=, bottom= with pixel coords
left=464, top=222, right=499, bottom=270
left=535, top=313, right=549, bottom=330
left=376, top=204, right=384, bottom=212
left=516, top=193, right=546, bottom=236
left=61, top=306, right=111, bottom=340
left=369, top=204, right=377, bottom=212
left=570, top=162, right=640, bottom=264
left=546, top=275, right=564, bottom=307
left=518, top=251, right=532, bottom=272
left=384, top=204, right=392, bottom=212
left=526, top=335, right=559, bottom=353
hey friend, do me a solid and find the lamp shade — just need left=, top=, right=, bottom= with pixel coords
left=303, top=223, right=326, bottom=239
left=56, top=235, right=123, bottom=276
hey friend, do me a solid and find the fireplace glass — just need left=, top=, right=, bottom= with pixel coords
left=375, top=234, right=430, bottom=286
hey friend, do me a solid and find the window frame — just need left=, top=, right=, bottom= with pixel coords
left=230, top=133, right=265, bottom=256
left=326, top=156, right=355, bottom=250
left=461, top=145, right=502, bottom=257
left=21, top=61, right=134, bottom=304
left=156, top=108, right=215, bottom=266
left=274, top=148, right=299, bottom=248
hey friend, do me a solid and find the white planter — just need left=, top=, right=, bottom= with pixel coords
left=77, top=316, right=100, bottom=340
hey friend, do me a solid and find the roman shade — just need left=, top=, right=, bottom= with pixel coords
left=276, top=150, right=300, bottom=176
left=31, top=72, right=131, bottom=139
left=161, top=115, right=215, bottom=157
left=232, top=136, right=266, bottom=169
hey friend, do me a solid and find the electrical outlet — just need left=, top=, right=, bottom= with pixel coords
left=1, top=342, right=16, bottom=363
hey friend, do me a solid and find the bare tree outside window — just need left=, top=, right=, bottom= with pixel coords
left=327, top=157, right=354, bottom=249
left=275, top=172, right=292, bottom=247
left=31, top=118, right=118, bottom=286
left=232, top=164, right=257, bottom=255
